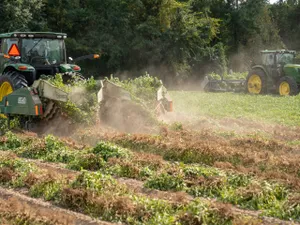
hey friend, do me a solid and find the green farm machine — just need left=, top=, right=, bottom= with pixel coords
left=0, top=32, right=172, bottom=131
left=203, top=50, right=300, bottom=96
left=0, top=32, right=99, bottom=129
left=246, top=50, right=300, bottom=96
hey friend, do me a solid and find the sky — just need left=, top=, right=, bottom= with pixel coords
left=269, top=0, right=278, bottom=3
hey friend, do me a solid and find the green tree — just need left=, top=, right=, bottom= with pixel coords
left=0, top=0, right=44, bottom=32
left=270, top=0, right=300, bottom=50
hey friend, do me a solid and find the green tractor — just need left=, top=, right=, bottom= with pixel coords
left=0, top=32, right=99, bottom=92
left=0, top=32, right=173, bottom=132
left=246, top=50, right=300, bottom=96
left=0, top=32, right=99, bottom=128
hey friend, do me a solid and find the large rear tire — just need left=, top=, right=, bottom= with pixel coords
left=0, top=71, right=28, bottom=118
left=277, top=76, right=299, bottom=96
left=246, top=69, right=267, bottom=94
left=0, top=71, right=28, bottom=101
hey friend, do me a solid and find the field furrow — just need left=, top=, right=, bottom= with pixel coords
left=15, top=154, right=300, bottom=225
left=1, top=132, right=300, bottom=223
left=0, top=187, right=113, bottom=225
left=80, top=128, right=300, bottom=190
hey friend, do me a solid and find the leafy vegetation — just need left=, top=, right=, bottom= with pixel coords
left=208, top=72, right=248, bottom=80
left=2, top=0, right=298, bottom=81
left=1, top=132, right=300, bottom=222
left=0, top=153, right=254, bottom=225
left=44, top=74, right=99, bottom=124
left=108, top=73, right=163, bottom=108
left=92, top=141, right=132, bottom=161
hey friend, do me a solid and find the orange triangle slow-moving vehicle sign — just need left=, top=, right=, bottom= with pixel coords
left=8, top=44, right=20, bottom=56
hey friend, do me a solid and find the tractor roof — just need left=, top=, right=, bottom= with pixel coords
left=0, top=32, right=67, bottom=39
left=261, top=49, right=296, bottom=54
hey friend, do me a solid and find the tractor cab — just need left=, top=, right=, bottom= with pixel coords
left=0, top=32, right=99, bottom=85
left=260, top=50, right=296, bottom=67
left=0, top=33, right=70, bottom=80
left=21, top=36, right=66, bottom=66
left=260, top=50, right=299, bottom=80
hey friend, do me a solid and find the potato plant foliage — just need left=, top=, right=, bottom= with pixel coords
left=0, top=132, right=300, bottom=223
left=108, top=73, right=163, bottom=109
left=44, top=74, right=99, bottom=124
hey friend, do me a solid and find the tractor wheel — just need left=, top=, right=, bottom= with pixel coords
left=0, top=71, right=28, bottom=101
left=0, top=71, right=28, bottom=118
left=246, top=70, right=267, bottom=94
left=277, top=76, right=299, bottom=96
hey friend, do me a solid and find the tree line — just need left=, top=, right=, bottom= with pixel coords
left=0, top=0, right=299, bottom=84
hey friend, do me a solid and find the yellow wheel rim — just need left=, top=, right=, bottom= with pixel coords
left=0, top=81, right=13, bottom=118
left=248, top=74, right=262, bottom=94
left=0, top=81, right=13, bottom=101
left=279, top=81, right=290, bottom=96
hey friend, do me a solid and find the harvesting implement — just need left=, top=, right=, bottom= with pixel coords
left=201, top=74, right=245, bottom=93
left=97, top=78, right=173, bottom=132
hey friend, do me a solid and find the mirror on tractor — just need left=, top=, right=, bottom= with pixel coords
left=73, top=54, right=100, bottom=63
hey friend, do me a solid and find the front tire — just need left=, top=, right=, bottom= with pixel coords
left=277, top=76, right=299, bottom=96
left=246, top=69, right=267, bottom=94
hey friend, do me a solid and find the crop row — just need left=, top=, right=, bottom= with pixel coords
left=78, top=129, right=300, bottom=189
left=0, top=152, right=258, bottom=225
left=0, top=213, right=49, bottom=225
left=1, top=132, right=300, bottom=222
left=0, top=203, right=50, bottom=225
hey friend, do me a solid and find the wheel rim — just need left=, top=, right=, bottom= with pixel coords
left=0, top=81, right=13, bottom=101
left=0, top=81, right=13, bottom=118
left=248, top=74, right=262, bottom=94
left=279, top=81, right=290, bottom=96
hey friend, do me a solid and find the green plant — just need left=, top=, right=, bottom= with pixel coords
left=71, top=171, right=120, bottom=194
left=178, top=199, right=233, bottom=225
left=42, top=74, right=99, bottom=124
left=108, top=73, right=163, bottom=109
left=183, top=165, right=221, bottom=178
left=145, top=173, right=186, bottom=191
left=17, top=139, right=47, bottom=159
left=30, top=179, right=62, bottom=201
left=1, top=131, right=22, bottom=149
left=67, top=153, right=106, bottom=171
left=92, top=141, right=132, bottom=161
left=170, top=122, right=183, bottom=131
left=45, top=135, right=65, bottom=152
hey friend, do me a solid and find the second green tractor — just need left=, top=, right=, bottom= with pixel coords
left=246, top=50, right=300, bottom=96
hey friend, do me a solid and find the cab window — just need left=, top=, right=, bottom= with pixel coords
left=276, top=53, right=294, bottom=65
left=262, top=53, right=275, bottom=66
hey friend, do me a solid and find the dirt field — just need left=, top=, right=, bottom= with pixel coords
left=1, top=92, right=300, bottom=224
